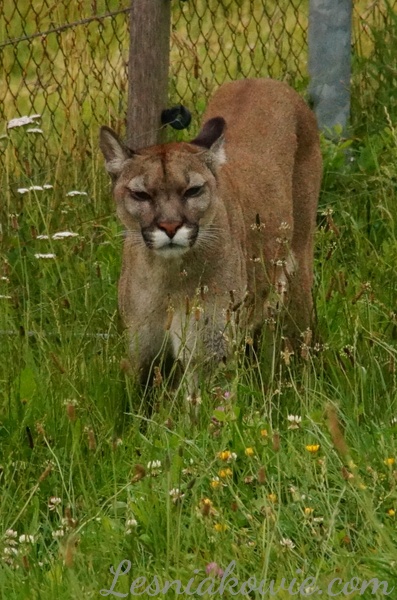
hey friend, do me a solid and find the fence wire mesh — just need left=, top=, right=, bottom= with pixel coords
left=0, top=0, right=130, bottom=158
left=352, top=1, right=397, bottom=123
left=171, top=0, right=308, bottom=113
left=0, top=0, right=396, bottom=169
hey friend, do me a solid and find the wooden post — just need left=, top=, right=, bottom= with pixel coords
left=127, top=0, right=171, bottom=149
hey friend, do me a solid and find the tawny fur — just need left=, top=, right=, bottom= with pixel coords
left=100, top=78, right=322, bottom=383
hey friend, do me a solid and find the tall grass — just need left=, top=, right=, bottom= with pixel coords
left=1, top=2, right=397, bottom=598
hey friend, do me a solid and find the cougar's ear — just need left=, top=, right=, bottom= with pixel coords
left=99, top=126, right=135, bottom=178
left=191, top=117, right=227, bottom=169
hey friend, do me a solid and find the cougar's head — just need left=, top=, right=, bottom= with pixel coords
left=99, top=118, right=226, bottom=258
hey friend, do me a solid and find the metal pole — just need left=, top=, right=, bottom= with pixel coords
left=308, top=0, right=353, bottom=135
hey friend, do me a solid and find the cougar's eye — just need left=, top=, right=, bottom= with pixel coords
left=184, top=185, right=204, bottom=199
left=130, top=190, right=152, bottom=202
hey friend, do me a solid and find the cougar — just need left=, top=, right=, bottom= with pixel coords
left=100, top=78, right=322, bottom=388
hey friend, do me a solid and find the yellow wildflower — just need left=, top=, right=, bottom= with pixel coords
left=384, top=457, right=396, bottom=466
left=210, top=477, right=221, bottom=489
left=218, top=468, right=232, bottom=478
left=260, top=429, right=268, bottom=438
left=217, top=450, right=237, bottom=462
left=387, top=509, right=395, bottom=517
left=214, top=523, right=228, bottom=533
left=305, top=444, right=320, bottom=453
left=268, top=493, right=277, bottom=504
left=304, top=507, right=314, bottom=516
left=245, top=447, right=255, bottom=457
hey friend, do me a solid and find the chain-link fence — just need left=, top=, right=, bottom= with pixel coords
left=0, top=1, right=130, bottom=156
left=0, top=1, right=396, bottom=167
left=351, top=0, right=397, bottom=128
left=171, top=0, right=308, bottom=111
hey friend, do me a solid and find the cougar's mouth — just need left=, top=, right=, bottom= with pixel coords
left=142, top=224, right=199, bottom=257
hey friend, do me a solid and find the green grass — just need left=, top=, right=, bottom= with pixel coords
left=1, top=2, right=397, bottom=598
left=1, top=111, right=397, bottom=598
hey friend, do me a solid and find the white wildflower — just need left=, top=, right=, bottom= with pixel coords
left=48, top=496, right=62, bottom=510
left=63, top=398, right=78, bottom=406
left=3, top=547, right=18, bottom=556
left=279, top=221, right=291, bottom=231
left=26, top=128, right=43, bottom=134
left=51, top=529, right=65, bottom=539
left=36, top=234, right=50, bottom=240
left=147, top=460, right=162, bottom=471
left=169, top=488, right=185, bottom=503
left=196, top=285, right=209, bottom=295
left=7, top=114, right=41, bottom=129
left=17, top=184, right=53, bottom=194
left=126, top=518, right=138, bottom=533
left=52, top=231, right=78, bottom=240
left=5, top=529, right=18, bottom=539
left=0, top=295, right=12, bottom=299
left=186, top=394, right=202, bottom=405
left=287, top=414, right=302, bottom=430
left=126, top=518, right=138, bottom=528
left=250, top=220, right=266, bottom=231
left=321, top=207, right=334, bottom=216
left=18, top=534, right=35, bottom=544
left=34, top=253, right=56, bottom=259
left=305, top=587, right=318, bottom=595
left=66, top=191, right=88, bottom=197
left=280, top=537, right=295, bottom=550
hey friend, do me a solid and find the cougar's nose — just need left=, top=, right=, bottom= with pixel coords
left=158, top=221, right=183, bottom=239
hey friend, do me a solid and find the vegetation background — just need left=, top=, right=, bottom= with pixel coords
left=0, top=0, right=397, bottom=597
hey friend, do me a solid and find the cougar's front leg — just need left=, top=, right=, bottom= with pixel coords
left=125, top=321, right=167, bottom=385
left=169, top=305, right=230, bottom=393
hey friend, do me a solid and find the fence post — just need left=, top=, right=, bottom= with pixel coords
left=127, top=0, right=171, bottom=149
left=308, top=0, right=353, bottom=135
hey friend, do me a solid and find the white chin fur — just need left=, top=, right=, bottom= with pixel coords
left=154, top=245, right=190, bottom=258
